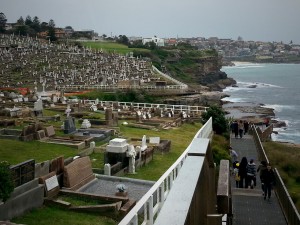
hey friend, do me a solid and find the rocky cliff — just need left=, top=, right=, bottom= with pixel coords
left=193, top=56, right=236, bottom=91
left=157, top=50, right=236, bottom=91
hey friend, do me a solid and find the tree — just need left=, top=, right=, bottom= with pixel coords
left=17, top=16, right=25, bottom=25
left=25, top=15, right=32, bottom=26
left=14, top=24, right=28, bottom=36
left=0, top=12, right=7, bottom=33
left=47, top=27, right=57, bottom=42
left=0, top=161, right=14, bottom=202
left=117, top=35, right=129, bottom=45
left=40, top=22, right=48, bottom=32
left=31, top=16, right=41, bottom=32
left=48, top=19, right=55, bottom=28
left=237, top=36, right=243, bottom=41
left=201, top=105, right=228, bottom=135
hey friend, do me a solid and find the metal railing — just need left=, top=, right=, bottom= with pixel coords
left=118, top=117, right=213, bottom=225
left=252, top=125, right=300, bottom=225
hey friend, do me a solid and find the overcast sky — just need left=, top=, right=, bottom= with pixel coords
left=1, top=0, right=300, bottom=44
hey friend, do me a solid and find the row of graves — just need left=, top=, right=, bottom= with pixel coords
left=0, top=155, right=153, bottom=221
left=0, top=34, right=173, bottom=91
left=0, top=132, right=170, bottom=221
left=0, top=95, right=175, bottom=220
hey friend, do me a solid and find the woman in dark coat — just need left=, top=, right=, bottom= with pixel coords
left=238, top=157, right=248, bottom=188
left=261, top=164, right=275, bottom=200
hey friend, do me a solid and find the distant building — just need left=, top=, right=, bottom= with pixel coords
left=37, top=28, right=66, bottom=39
left=165, top=38, right=177, bottom=46
left=142, top=36, right=165, bottom=47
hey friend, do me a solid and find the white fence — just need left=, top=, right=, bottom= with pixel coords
left=58, top=84, right=186, bottom=90
left=118, top=117, right=213, bottom=225
left=152, top=66, right=188, bottom=89
left=82, top=100, right=208, bottom=114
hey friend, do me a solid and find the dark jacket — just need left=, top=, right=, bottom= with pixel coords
left=261, top=168, right=275, bottom=184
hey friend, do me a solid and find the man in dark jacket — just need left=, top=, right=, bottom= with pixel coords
left=261, top=164, right=275, bottom=200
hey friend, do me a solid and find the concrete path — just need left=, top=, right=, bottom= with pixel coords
left=230, top=134, right=287, bottom=225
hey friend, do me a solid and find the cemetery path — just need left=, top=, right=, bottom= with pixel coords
left=230, top=134, right=287, bottom=225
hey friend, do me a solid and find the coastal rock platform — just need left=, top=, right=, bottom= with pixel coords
left=222, top=101, right=275, bottom=124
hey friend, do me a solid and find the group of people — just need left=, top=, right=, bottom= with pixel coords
left=230, top=120, right=249, bottom=139
left=230, top=148, right=275, bottom=200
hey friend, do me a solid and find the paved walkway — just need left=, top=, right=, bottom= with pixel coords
left=230, top=134, right=287, bottom=225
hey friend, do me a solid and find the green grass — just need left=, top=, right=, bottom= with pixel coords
left=81, top=41, right=150, bottom=55
left=0, top=139, right=79, bottom=165
left=120, top=122, right=202, bottom=180
left=7, top=122, right=203, bottom=225
left=12, top=205, right=117, bottom=225
left=263, top=141, right=300, bottom=212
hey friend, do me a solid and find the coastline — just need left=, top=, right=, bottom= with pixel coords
left=221, top=61, right=295, bottom=144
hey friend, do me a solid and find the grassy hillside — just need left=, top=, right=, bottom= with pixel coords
left=81, top=41, right=150, bottom=55
left=263, top=141, right=300, bottom=211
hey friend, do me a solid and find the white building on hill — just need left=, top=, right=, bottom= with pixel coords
left=142, top=36, right=165, bottom=47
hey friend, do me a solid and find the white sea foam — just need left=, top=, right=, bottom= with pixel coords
left=262, top=104, right=296, bottom=112
left=221, top=97, right=246, bottom=103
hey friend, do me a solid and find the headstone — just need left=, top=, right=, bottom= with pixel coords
left=106, top=138, right=129, bottom=153
left=104, top=163, right=111, bottom=176
left=65, top=105, right=71, bottom=117
left=149, top=137, right=160, bottom=144
left=90, top=141, right=95, bottom=150
left=81, top=119, right=91, bottom=129
left=141, top=135, right=147, bottom=151
left=10, top=159, right=35, bottom=187
left=44, top=126, right=55, bottom=137
left=64, top=117, right=76, bottom=134
left=49, top=156, right=64, bottom=175
left=34, top=99, right=43, bottom=116
left=36, top=130, right=46, bottom=140
left=35, top=160, right=50, bottom=178
left=45, top=175, right=59, bottom=191
left=63, top=156, right=95, bottom=190
left=126, top=145, right=136, bottom=174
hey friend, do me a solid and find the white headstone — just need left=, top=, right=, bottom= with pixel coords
left=141, top=135, right=147, bottom=151
left=81, top=119, right=91, bottom=129
left=106, top=138, right=129, bottom=153
left=34, top=99, right=43, bottom=111
left=104, top=163, right=111, bottom=176
left=127, top=145, right=136, bottom=174
left=45, top=175, right=59, bottom=191
left=149, top=137, right=160, bottom=144
left=90, top=141, right=95, bottom=150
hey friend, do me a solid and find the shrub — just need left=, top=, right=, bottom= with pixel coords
left=0, top=161, right=14, bottom=202
left=211, top=145, right=230, bottom=166
left=201, top=105, right=228, bottom=135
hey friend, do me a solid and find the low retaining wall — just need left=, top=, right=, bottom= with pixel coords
left=0, top=179, right=44, bottom=220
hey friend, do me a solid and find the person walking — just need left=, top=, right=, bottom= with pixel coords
left=233, top=163, right=240, bottom=188
left=229, top=146, right=238, bottom=164
left=238, top=157, right=248, bottom=188
left=232, top=120, right=239, bottom=138
left=257, top=160, right=268, bottom=194
left=246, top=159, right=256, bottom=189
left=238, top=120, right=244, bottom=138
left=243, top=120, right=249, bottom=135
left=261, top=164, right=275, bottom=200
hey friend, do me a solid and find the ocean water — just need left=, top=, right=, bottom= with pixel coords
left=221, top=63, right=300, bottom=144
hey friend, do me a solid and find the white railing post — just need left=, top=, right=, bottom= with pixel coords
left=148, top=195, right=154, bottom=225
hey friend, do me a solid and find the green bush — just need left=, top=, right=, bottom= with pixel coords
left=211, top=145, right=230, bottom=165
left=0, top=161, right=14, bottom=202
left=201, top=105, right=228, bottom=135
